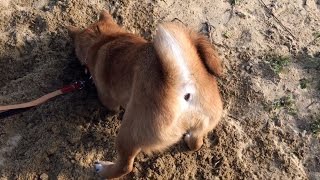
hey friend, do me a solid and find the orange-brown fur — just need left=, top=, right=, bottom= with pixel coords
left=67, top=10, right=223, bottom=179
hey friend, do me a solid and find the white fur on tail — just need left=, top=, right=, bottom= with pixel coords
left=154, top=24, right=196, bottom=100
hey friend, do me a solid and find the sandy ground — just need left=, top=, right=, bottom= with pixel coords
left=0, top=0, right=320, bottom=179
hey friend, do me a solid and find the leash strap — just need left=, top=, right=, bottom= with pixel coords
left=0, top=81, right=85, bottom=118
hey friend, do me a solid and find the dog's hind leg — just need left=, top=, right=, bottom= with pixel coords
left=94, top=126, right=141, bottom=179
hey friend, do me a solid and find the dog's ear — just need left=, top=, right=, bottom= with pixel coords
left=193, top=34, right=223, bottom=77
left=67, top=26, right=80, bottom=39
left=99, top=10, right=112, bottom=21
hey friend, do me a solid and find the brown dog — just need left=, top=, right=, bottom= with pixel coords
left=67, top=10, right=223, bottom=179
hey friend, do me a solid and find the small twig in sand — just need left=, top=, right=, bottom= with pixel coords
left=227, top=2, right=236, bottom=24
left=213, top=157, right=223, bottom=168
left=171, top=18, right=187, bottom=26
left=258, top=0, right=297, bottom=40
left=159, top=0, right=168, bottom=5
left=201, top=21, right=215, bottom=40
left=203, top=21, right=215, bottom=33
left=303, top=0, right=307, bottom=6
left=227, top=115, right=241, bottom=121
left=227, top=0, right=243, bottom=23
left=306, top=101, right=317, bottom=109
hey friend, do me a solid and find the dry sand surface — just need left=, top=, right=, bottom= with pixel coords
left=0, top=0, right=320, bottom=179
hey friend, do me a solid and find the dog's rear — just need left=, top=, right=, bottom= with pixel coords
left=151, top=23, right=223, bottom=151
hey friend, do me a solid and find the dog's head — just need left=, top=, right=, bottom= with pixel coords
left=67, top=10, right=123, bottom=64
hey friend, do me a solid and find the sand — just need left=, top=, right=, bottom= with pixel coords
left=0, top=0, right=319, bottom=179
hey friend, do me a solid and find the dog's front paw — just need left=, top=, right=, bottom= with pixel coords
left=94, top=161, right=115, bottom=176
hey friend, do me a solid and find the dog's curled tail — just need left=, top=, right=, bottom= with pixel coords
left=154, top=23, right=223, bottom=83
left=154, top=23, right=196, bottom=88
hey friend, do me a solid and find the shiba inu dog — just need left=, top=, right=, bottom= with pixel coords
left=67, top=10, right=223, bottom=179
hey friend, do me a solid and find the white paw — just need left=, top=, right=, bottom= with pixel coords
left=94, top=161, right=115, bottom=174
left=94, top=162, right=103, bottom=173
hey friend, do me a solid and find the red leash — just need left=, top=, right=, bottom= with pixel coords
left=0, top=81, right=86, bottom=118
